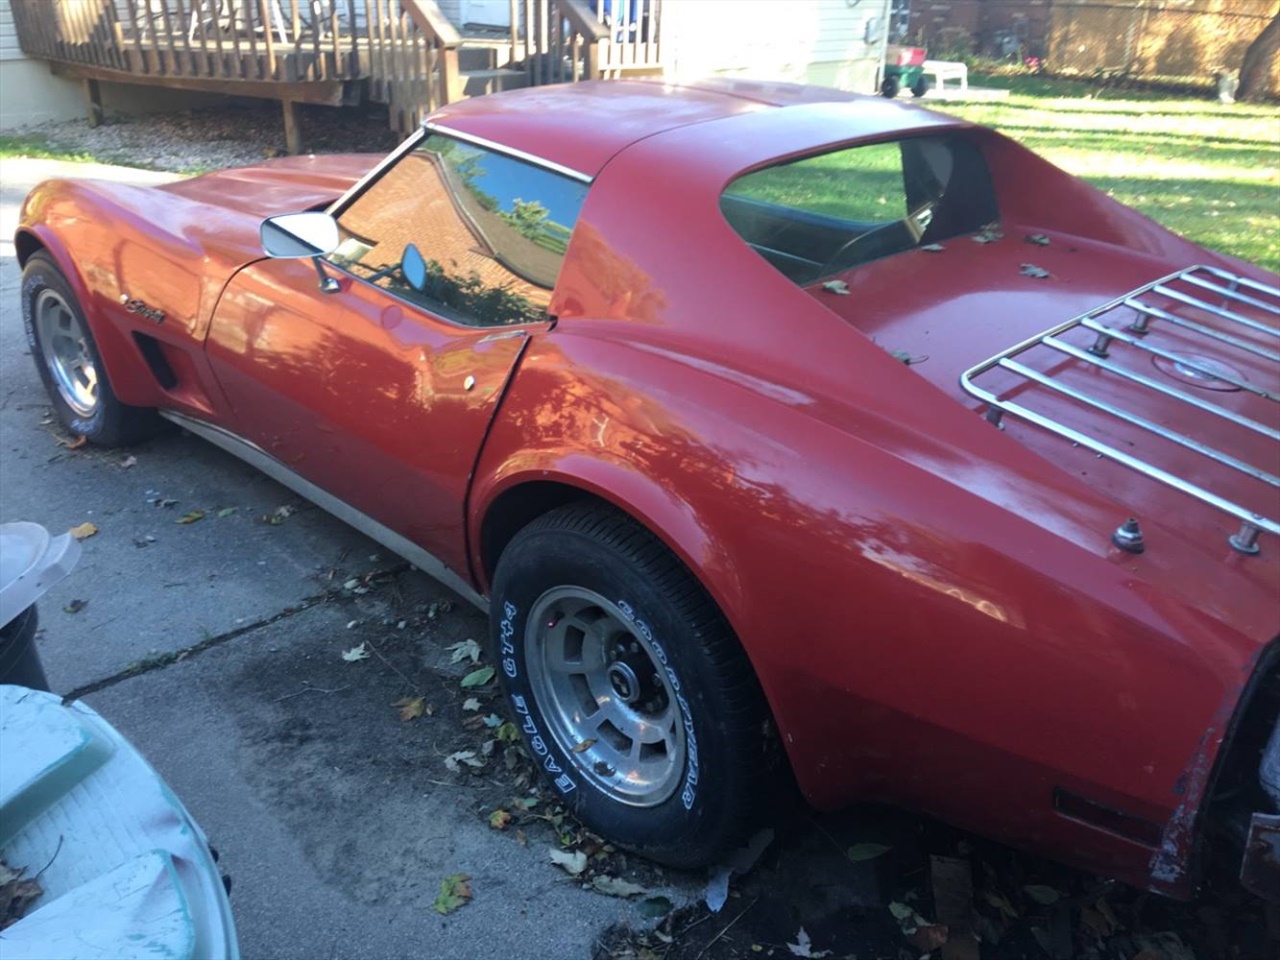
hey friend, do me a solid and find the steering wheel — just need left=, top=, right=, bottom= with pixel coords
left=818, top=201, right=937, bottom=278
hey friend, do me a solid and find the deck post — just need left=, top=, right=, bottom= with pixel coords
left=281, top=98, right=303, bottom=154
left=84, top=78, right=104, bottom=128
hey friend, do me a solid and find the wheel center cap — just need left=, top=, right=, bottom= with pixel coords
left=607, top=662, right=642, bottom=704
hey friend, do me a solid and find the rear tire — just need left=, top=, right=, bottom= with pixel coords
left=880, top=75, right=901, bottom=98
left=21, top=253, right=160, bottom=446
left=911, top=77, right=930, bottom=97
left=490, top=503, right=777, bottom=868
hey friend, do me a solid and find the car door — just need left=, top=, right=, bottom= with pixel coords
left=205, top=130, right=590, bottom=577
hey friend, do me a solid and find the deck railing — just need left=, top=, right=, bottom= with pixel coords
left=514, top=0, right=660, bottom=85
left=10, top=0, right=661, bottom=140
left=11, top=1, right=460, bottom=112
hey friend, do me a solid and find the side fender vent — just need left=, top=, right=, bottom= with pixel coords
left=132, top=333, right=178, bottom=391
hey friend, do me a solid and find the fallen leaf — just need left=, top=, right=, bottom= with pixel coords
left=1025, top=233, right=1051, bottom=245
left=548, top=848, right=588, bottom=876
left=482, top=713, right=505, bottom=728
left=921, top=242, right=945, bottom=251
left=57, top=434, right=88, bottom=450
left=447, top=639, right=482, bottom=664
left=785, top=927, right=831, bottom=958
left=69, top=522, right=98, bottom=540
left=119, top=455, right=137, bottom=468
left=259, top=504, right=296, bottom=526
left=515, top=829, right=527, bottom=847
left=496, top=721, right=520, bottom=744
left=1022, top=884, right=1061, bottom=906
left=432, top=873, right=472, bottom=914
left=216, top=507, right=237, bottom=518
left=908, top=923, right=949, bottom=953
left=571, top=738, right=597, bottom=753
left=591, top=875, right=648, bottom=898
left=821, top=280, right=850, bottom=295
left=1079, top=904, right=1115, bottom=939
left=982, top=889, right=1020, bottom=921
left=341, top=643, right=369, bottom=662
left=488, top=809, right=512, bottom=830
left=445, top=750, right=484, bottom=772
left=62, top=599, right=87, bottom=614
left=636, top=895, right=674, bottom=919
left=462, top=697, right=481, bottom=711
left=461, top=666, right=495, bottom=688
left=1019, top=263, right=1051, bottom=279
left=0, top=863, right=43, bottom=932
left=846, top=842, right=892, bottom=862
left=175, top=510, right=205, bottom=525
left=392, top=696, right=427, bottom=721
left=510, top=796, right=538, bottom=811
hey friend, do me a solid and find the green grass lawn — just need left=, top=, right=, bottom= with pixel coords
left=0, top=133, right=98, bottom=164
left=937, top=74, right=1280, bottom=273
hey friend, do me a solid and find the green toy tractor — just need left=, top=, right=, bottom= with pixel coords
left=881, top=45, right=929, bottom=98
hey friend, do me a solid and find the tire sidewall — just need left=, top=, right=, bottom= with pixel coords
left=22, top=255, right=113, bottom=441
left=492, top=526, right=731, bottom=860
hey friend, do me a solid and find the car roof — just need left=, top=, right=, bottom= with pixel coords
left=428, top=78, right=941, bottom=180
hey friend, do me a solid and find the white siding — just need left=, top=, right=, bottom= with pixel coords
left=1, top=0, right=27, bottom=63
left=662, top=0, right=889, bottom=93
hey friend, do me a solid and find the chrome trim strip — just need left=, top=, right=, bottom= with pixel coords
left=1153, top=284, right=1280, bottom=337
left=324, top=127, right=427, bottom=218
left=1078, top=317, right=1271, bottom=399
left=1124, top=297, right=1280, bottom=363
left=960, top=265, right=1280, bottom=552
left=963, top=390, right=1280, bottom=537
left=1042, top=335, right=1280, bottom=442
left=425, top=122, right=594, bottom=184
left=1186, top=269, right=1280, bottom=320
left=160, top=412, right=488, bottom=612
left=1001, top=358, right=1279, bottom=487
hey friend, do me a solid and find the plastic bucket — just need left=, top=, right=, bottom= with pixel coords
left=0, top=604, right=50, bottom=691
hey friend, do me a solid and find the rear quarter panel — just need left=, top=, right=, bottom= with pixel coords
left=469, top=123, right=1272, bottom=894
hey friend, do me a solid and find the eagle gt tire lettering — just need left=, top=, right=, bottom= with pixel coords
left=490, top=503, right=774, bottom=869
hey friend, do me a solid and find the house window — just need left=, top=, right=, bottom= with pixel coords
left=328, top=133, right=588, bottom=326
left=719, top=135, right=997, bottom=284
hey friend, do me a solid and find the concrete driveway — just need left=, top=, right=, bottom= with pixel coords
left=0, top=157, right=669, bottom=959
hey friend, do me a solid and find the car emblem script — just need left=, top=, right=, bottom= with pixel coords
left=119, top=293, right=165, bottom=324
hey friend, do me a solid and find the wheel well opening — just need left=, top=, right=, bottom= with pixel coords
left=15, top=232, right=45, bottom=268
left=478, top=481, right=594, bottom=585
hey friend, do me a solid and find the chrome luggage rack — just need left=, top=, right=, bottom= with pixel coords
left=960, top=265, right=1280, bottom=555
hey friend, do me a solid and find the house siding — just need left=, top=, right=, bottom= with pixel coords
left=663, top=0, right=890, bottom=95
left=1, top=0, right=26, bottom=62
left=0, top=0, right=86, bottom=127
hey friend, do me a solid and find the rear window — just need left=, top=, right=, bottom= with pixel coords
left=720, top=135, right=998, bottom=284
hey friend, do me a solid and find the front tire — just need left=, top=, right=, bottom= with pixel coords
left=880, top=75, right=901, bottom=98
left=21, top=253, right=159, bottom=446
left=490, top=504, right=775, bottom=868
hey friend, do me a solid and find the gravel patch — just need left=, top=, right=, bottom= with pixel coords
left=14, top=99, right=400, bottom=172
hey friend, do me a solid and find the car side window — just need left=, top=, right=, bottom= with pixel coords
left=720, top=135, right=997, bottom=284
left=327, top=133, right=588, bottom=326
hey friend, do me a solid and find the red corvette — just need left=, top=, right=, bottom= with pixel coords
left=16, top=79, right=1279, bottom=900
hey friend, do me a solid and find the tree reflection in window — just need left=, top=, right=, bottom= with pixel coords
left=328, top=133, right=588, bottom=326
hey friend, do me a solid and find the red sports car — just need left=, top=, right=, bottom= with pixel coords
left=16, top=79, right=1279, bottom=900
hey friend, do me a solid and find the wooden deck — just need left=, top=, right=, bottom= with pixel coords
left=11, top=0, right=664, bottom=149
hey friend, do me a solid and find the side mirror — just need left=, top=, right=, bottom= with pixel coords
left=260, top=212, right=340, bottom=259
left=402, top=243, right=427, bottom=291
